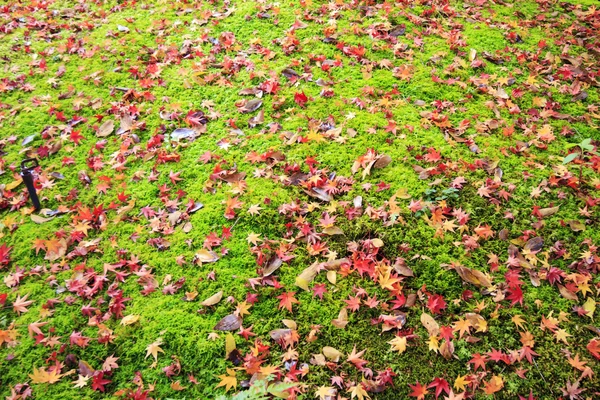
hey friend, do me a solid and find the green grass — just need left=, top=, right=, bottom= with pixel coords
left=1, top=0, right=599, bottom=399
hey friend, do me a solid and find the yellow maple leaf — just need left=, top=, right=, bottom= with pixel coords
left=583, top=297, right=596, bottom=320
left=306, top=130, right=325, bottom=143
left=511, top=315, right=526, bottom=330
left=454, top=375, right=470, bottom=392
left=216, top=368, right=237, bottom=392
left=29, top=367, right=63, bottom=384
left=388, top=336, right=407, bottom=354
left=145, top=339, right=164, bottom=362
left=347, top=383, right=370, bottom=400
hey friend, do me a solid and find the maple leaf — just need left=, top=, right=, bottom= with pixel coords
left=482, top=375, right=503, bottom=395
left=511, top=315, right=526, bottom=330
left=72, top=374, right=90, bottom=388
left=453, top=375, right=470, bottom=392
left=276, top=292, right=299, bottom=313
left=91, top=371, right=112, bottom=392
left=347, top=383, right=370, bottom=400
left=315, top=386, right=336, bottom=400
left=388, top=336, right=407, bottom=354
left=70, top=130, right=85, bottom=145
left=216, top=368, right=237, bottom=392
left=294, top=91, right=308, bottom=107
left=29, top=367, right=63, bottom=384
left=247, top=204, right=263, bottom=216
left=567, top=354, right=587, bottom=371
left=145, top=339, right=164, bottom=363
left=312, top=283, right=327, bottom=300
left=427, top=294, right=447, bottom=315
left=428, top=378, right=450, bottom=399
left=453, top=318, right=471, bottom=338
left=13, top=294, right=34, bottom=315
left=347, top=346, right=368, bottom=369
left=102, top=355, right=119, bottom=372
left=408, top=382, right=429, bottom=400
left=587, top=339, right=600, bottom=360
left=0, top=243, right=11, bottom=267
left=561, top=380, right=584, bottom=400
left=468, top=353, right=487, bottom=372
left=27, top=321, right=48, bottom=338
left=506, top=286, right=524, bottom=307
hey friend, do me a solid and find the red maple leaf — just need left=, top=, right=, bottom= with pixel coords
left=294, top=92, right=308, bottom=107
left=428, top=377, right=450, bottom=399
left=311, top=283, right=327, bottom=300
left=468, top=353, right=487, bottom=372
left=276, top=292, right=299, bottom=313
left=408, top=382, right=429, bottom=400
left=91, top=371, right=112, bottom=392
left=506, top=286, right=524, bottom=307
left=424, top=148, right=441, bottom=163
left=587, top=338, right=600, bottom=360
left=344, top=295, right=361, bottom=312
left=427, top=294, right=447, bottom=315
left=70, top=130, right=85, bottom=145
left=0, top=243, right=11, bottom=267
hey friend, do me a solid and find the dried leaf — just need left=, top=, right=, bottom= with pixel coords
left=323, top=346, right=342, bottom=362
left=214, top=314, right=242, bottom=331
left=420, top=312, right=440, bottom=336
left=201, top=291, right=223, bottom=306
left=238, top=99, right=262, bottom=113
left=97, top=120, right=114, bottom=137
left=454, top=265, right=492, bottom=288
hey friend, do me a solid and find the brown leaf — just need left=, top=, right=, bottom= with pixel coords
left=262, top=255, right=283, bottom=277
left=323, top=226, right=344, bottom=235
left=454, top=265, right=493, bottom=288
left=566, top=220, right=586, bottom=232
left=440, top=338, right=454, bottom=360
left=238, top=99, right=262, bottom=113
left=332, top=307, right=348, bottom=329
left=214, top=314, right=242, bottom=331
left=201, top=291, right=223, bottom=306
left=393, top=263, right=414, bottom=277
left=373, top=154, right=392, bottom=169
left=194, top=249, right=219, bottom=263
left=248, top=109, right=264, bottom=127
left=31, top=214, right=54, bottom=224
left=269, top=329, right=292, bottom=341
left=558, top=284, right=578, bottom=301
left=538, top=206, right=559, bottom=217
left=304, top=187, right=332, bottom=202
left=524, top=237, right=544, bottom=252
left=296, top=265, right=318, bottom=291
left=420, top=312, right=440, bottom=336
left=97, top=120, right=114, bottom=137
left=170, top=128, right=196, bottom=141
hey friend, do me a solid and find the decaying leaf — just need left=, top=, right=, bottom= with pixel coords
left=238, top=99, right=262, bottom=113
left=214, top=314, right=242, bottom=331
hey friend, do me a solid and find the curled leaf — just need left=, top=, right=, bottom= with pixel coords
left=322, top=346, right=342, bottom=362
left=454, top=265, right=492, bottom=288
left=201, top=291, right=223, bottom=306
left=238, top=99, right=262, bottom=113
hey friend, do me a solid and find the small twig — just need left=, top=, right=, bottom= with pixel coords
left=230, top=216, right=241, bottom=231
left=533, top=358, right=552, bottom=393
